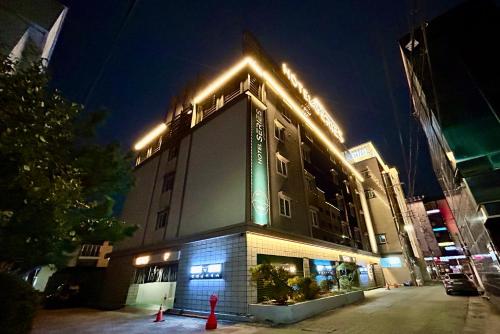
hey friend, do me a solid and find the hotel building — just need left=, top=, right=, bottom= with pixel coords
left=101, top=36, right=385, bottom=315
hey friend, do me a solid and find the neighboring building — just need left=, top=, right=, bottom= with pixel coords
left=0, top=0, right=67, bottom=65
left=399, top=0, right=500, bottom=302
left=346, top=142, right=425, bottom=284
left=101, top=36, right=385, bottom=315
left=407, top=197, right=471, bottom=279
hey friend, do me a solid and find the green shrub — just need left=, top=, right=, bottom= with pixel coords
left=288, top=276, right=320, bottom=301
left=0, top=272, right=40, bottom=334
left=336, top=262, right=360, bottom=291
left=319, top=278, right=335, bottom=292
left=250, top=264, right=292, bottom=305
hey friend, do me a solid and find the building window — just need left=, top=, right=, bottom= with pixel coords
left=354, top=227, right=361, bottom=242
left=366, top=189, right=376, bottom=199
left=310, top=208, right=319, bottom=227
left=302, top=145, right=311, bottom=163
left=276, top=154, right=288, bottom=177
left=376, top=234, right=387, bottom=244
left=156, top=210, right=169, bottom=230
left=279, top=193, right=291, bottom=218
left=162, top=172, right=175, bottom=192
left=306, top=175, right=315, bottom=191
left=280, top=106, right=292, bottom=123
left=274, top=121, right=285, bottom=141
left=343, top=180, right=350, bottom=194
left=331, top=169, right=339, bottom=185
left=348, top=202, right=356, bottom=217
left=168, top=145, right=179, bottom=161
left=341, top=221, right=350, bottom=238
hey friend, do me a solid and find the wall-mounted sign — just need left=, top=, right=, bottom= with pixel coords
left=251, top=107, right=270, bottom=226
left=190, top=263, right=223, bottom=279
left=339, top=255, right=356, bottom=263
left=282, top=63, right=344, bottom=143
left=380, top=257, right=402, bottom=268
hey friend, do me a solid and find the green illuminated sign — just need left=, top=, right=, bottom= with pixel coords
left=251, top=107, right=270, bottom=225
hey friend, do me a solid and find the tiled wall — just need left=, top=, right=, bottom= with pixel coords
left=174, top=233, right=248, bottom=315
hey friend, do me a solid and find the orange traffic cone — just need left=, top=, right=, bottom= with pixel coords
left=154, top=306, right=164, bottom=322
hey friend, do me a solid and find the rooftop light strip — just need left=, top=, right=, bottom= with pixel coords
left=193, top=56, right=364, bottom=182
left=133, top=123, right=167, bottom=151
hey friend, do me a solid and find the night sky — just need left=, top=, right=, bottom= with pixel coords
left=50, top=0, right=467, bottom=198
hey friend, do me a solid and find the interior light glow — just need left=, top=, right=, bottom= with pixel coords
left=426, top=209, right=440, bottom=215
left=190, top=265, right=202, bottom=274
left=207, top=264, right=222, bottom=273
left=133, top=123, right=167, bottom=151
left=445, top=246, right=457, bottom=251
left=432, top=227, right=447, bottom=232
left=163, top=252, right=171, bottom=261
left=191, top=56, right=364, bottom=182
left=135, top=255, right=150, bottom=266
left=438, top=242, right=455, bottom=247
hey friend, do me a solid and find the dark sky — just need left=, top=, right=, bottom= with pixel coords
left=50, top=0, right=467, bottom=198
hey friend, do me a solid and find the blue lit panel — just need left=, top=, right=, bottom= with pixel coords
left=433, top=227, right=447, bottom=232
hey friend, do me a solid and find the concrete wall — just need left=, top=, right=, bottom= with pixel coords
left=263, top=93, right=310, bottom=236
left=174, top=234, right=248, bottom=315
left=178, top=99, right=247, bottom=237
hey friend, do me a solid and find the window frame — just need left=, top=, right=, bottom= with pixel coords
left=162, top=172, right=176, bottom=193
left=155, top=209, right=169, bottom=230
left=168, top=145, right=179, bottom=161
left=276, top=153, right=289, bottom=177
left=279, top=193, right=292, bottom=218
left=310, top=208, right=319, bottom=228
left=274, top=120, right=285, bottom=141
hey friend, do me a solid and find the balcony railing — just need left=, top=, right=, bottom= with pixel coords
left=79, top=244, right=101, bottom=258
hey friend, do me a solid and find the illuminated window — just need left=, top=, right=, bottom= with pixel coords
left=162, top=172, right=175, bottom=192
left=168, top=145, right=179, bottom=161
left=279, top=193, right=291, bottom=218
left=376, top=234, right=387, bottom=244
left=156, top=209, right=169, bottom=230
left=276, top=154, right=288, bottom=177
left=310, top=208, right=319, bottom=227
left=274, top=121, right=285, bottom=141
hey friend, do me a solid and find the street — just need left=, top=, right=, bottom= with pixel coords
left=33, top=285, right=500, bottom=334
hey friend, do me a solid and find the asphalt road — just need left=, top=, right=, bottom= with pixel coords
left=33, top=285, right=499, bottom=334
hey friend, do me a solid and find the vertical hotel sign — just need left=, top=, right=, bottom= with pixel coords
left=251, top=108, right=270, bottom=225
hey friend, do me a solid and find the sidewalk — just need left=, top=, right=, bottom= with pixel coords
left=463, top=296, right=500, bottom=334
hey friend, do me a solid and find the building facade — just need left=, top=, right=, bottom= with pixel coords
left=407, top=197, right=471, bottom=279
left=399, top=0, right=500, bottom=303
left=0, top=0, right=67, bottom=65
left=101, top=38, right=385, bottom=315
left=346, top=142, right=425, bottom=284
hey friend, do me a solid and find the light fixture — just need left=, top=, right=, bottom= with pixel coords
left=191, top=56, right=364, bottom=182
left=163, top=252, right=171, bottom=261
left=135, top=255, right=150, bottom=266
left=133, top=123, right=167, bottom=151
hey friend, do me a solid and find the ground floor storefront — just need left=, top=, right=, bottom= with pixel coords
left=101, top=230, right=384, bottom=316
left=33, top=286, right=500, bottom=334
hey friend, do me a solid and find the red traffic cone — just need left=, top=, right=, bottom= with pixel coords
left=154, top=306, right=164, bottom=322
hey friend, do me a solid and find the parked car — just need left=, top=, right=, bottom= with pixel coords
left=443, top=273, right=479, bottom=295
